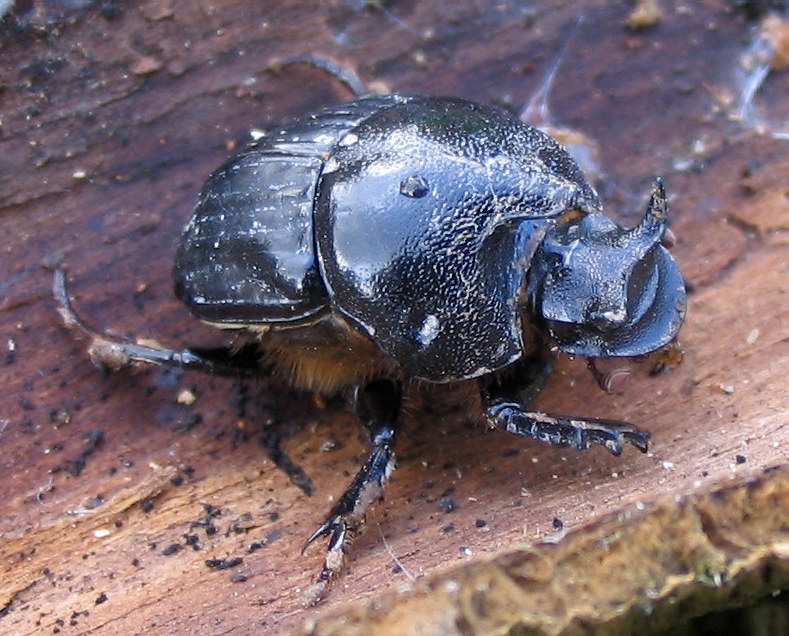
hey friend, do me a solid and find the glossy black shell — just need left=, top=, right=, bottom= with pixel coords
left=174, top=95, right=601, bottom=382
left=174, top=97, right=397, bottom=324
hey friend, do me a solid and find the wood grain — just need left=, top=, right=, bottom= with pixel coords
left=293, top=466, right=789, bottom=636
left=1, top=1, right=786, bottom=634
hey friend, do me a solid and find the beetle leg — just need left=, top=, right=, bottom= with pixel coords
left=586, top=358, right=631, bottom=393
left=482, top=357, right=649, bottom=456
left=54, top=269, right=262, bottom=377
left=302, top=378, right=401, bottom=605
left=265, top=55, right=368, bottom=98
left=484, top=404, right=649, bottom=456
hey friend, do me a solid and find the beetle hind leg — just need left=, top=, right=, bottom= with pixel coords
left=482, top=357, right=650, bottom=456
left=54, top=269, right=263, bottom=377
left=302, top=378, right=401, bottom=605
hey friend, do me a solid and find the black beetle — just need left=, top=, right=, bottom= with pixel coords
left=57, top=93, right=686, bottom=602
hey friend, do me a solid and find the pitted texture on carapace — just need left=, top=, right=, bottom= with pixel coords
left=315, top=97, right=601, bottom=382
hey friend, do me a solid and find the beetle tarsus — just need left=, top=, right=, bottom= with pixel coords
left=302, top=379, right=401, bottom=603
left=486, top=401, right=650, bottom=455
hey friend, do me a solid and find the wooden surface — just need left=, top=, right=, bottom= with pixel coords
left=294, top=466, right=789, bottom=635
left=1, top=1, right=786, bottom=634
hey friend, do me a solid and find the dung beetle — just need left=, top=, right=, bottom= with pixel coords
left=56, top=93, right=686, bottom=602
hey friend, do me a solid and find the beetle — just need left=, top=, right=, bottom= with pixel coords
left=56, top=93, right=686, bottom=602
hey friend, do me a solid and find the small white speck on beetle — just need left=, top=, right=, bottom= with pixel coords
left=72, top=169, right=87, bottom=180
left=323, top=157, right=340, bottom=174
left=416, top=314, right=440, bottom=347
left=338, top=133, right=358, bottom=146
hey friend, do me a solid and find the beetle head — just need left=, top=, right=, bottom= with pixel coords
left=528, top=179, right=686, bottom=357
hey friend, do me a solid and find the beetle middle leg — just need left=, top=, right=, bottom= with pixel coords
left=264, top=55, right=368, bottom=99
left=302, top=377, right=402, bottom=604
left=482, top=357, right=650, bottom=456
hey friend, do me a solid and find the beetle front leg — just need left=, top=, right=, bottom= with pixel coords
left=302, top=378, right=401, bottom=605
left=54, top=269, right=262, bottom=377
left=482, top=357, right=650, bottom=456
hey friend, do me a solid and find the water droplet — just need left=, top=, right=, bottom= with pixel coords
left=400, top=175, right=429, bottom=198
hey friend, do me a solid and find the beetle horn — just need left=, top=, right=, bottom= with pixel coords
left=625, top=177, right=669, bottom=249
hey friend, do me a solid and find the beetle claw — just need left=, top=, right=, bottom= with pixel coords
left=301, top=518, right=351, bottom=606
left=302, top=518, right=337, bottom=555
left=623, top=430, right=651, bottom=453
left=301, top=514, right=357, bottom=605
left=604, top=435, right=624, bottom=456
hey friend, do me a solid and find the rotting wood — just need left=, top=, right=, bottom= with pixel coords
left=291, top=465, right=789, bottom=636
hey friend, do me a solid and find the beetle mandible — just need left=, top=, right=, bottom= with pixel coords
left=57, top=92, right=686, bottom=602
